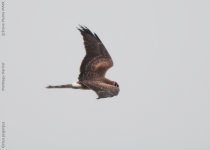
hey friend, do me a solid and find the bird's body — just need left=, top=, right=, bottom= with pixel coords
left=47, top=26, right=119, bottom=99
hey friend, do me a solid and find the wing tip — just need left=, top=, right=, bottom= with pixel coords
left=77, top=25, right=101, bottom=42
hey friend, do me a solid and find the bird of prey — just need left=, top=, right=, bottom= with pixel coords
left=47, top=26, right=119, bottom=99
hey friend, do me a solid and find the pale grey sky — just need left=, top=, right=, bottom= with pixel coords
left=1, top=0, right=210, bottom=150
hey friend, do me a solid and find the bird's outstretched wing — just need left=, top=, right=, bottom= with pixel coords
left=80, top=80, right=119, bottom=99
left=78, top=26, right=113, bottom=80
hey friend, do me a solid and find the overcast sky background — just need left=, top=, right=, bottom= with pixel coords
left=1, top=0, right=210, bottom=150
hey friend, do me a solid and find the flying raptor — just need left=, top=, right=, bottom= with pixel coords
left=47, top=26, right=120, bottom=99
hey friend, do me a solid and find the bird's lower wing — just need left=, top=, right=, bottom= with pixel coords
left=80, top=80, right=119, bottom=99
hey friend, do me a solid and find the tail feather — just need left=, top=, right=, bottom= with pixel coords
left=46, top=84, right=75, bottom=89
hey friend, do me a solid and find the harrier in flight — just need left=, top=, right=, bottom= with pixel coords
left=47, top=26, right=119, bottom=99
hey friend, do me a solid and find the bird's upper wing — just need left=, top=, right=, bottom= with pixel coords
left=80, top=80, right=119, bottom=99
left=78, top=26, right=113, bottom=80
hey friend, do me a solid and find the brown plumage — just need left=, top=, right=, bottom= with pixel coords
left=47, top=26, right=119, bottom=99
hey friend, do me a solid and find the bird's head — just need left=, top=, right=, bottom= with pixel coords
left=113, top=81, right=119, bottom=88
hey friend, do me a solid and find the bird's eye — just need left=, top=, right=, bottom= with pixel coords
left=114, top=82, right=119, bottom=87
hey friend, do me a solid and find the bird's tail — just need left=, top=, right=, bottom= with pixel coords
left=46, top=84, right=76, bottom=89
